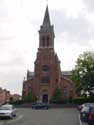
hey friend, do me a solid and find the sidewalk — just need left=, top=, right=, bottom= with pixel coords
left=16, top=103, right=77, bottom=108
left=50, top=103, right=77, bottom=108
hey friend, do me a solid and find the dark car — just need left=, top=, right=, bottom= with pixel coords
left=80, top=106, right=94, bottom=125
left=31, top=103, right=49, bottom=109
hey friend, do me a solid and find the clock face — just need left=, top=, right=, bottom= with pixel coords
left=42, top=65, right=49, bottom=71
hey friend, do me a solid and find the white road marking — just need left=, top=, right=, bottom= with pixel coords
left=7, top=115, right=23, bottom=124
left=78, top=114, right=82, bottom=125
left=78, top=113, right=88, bottom=125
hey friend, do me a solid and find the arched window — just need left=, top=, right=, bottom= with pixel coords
left=42, top=65, right=49, bottom=72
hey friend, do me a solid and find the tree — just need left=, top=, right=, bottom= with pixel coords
left=9, top=97, right=14, bottom=104
left=51, top=86, right=63, bottom=103
left=23, top=91, right=36, bottom=102
left=71, top=51, right=94, bottom=96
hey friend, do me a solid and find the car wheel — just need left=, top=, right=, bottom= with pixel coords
left=44, top=107, right=48, bottom=109
left=13, top=114, right=16, bottom=117
left=10, top=113, right=14, bottom=119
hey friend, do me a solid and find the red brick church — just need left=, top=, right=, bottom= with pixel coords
left=22, top=6, right=76, bottom=103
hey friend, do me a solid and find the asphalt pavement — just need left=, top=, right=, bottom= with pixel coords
left=0, top=108, right=88, bottom=125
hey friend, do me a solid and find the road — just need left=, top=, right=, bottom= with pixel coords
left=0, top=108, right=88, bottom=125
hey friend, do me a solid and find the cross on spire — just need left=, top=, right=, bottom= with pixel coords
left=46, top=0, right=48, bottom=5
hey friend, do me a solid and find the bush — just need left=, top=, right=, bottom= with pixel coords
left=50, top=99, right=63, bottom=104
left=72, top=96, right=94, bottom=105
left=88, top=95, right=94, bottom=102
left=23, top=93, right=37, bottom=103
left=50, top=87, right=63, bottom=104
left=9, top=100, right=25, bottom=105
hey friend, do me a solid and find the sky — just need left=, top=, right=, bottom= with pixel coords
left=0, top=0, right=94, bottom=95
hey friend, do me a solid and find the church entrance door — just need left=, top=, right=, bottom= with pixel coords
left=42, top=94, right=48, bottom=103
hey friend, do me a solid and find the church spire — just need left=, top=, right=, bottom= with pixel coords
left=39, top=5, right=55, bottom=49
left=42, top=5, right=51, bottom=27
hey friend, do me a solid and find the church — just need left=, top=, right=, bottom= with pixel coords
left=22, top=6, right=76, bottom=103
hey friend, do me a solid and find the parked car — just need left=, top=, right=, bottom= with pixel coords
left=0, top=104, right=16, bottom=119
left=78, top=103, right=94, bottom=112
left=80, top=105, right=94, bottom=125
left=32, top=103, right=49, bottom=109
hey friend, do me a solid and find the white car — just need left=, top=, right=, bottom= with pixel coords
left=0, top=104, right=16, bottom=118
left=78, top=103, right=94, bottom=111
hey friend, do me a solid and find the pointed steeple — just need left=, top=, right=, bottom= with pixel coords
left=39, top=5, right=55, bottom=50
left=42, top=5, right=51, bottom=27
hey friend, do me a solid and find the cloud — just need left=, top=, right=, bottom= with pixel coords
left=51, top=9, right=94, bottom=45
left=0, top=71, right=24, bottom=94
left=0, top=0, right=94, bottom=94
left=0, top=0, right=22, bottom=17
left=0, top=55, right=34, bottom=94
left=0, top=50, right=27, bottom=94
left=83, top=0, right=94, bottom=13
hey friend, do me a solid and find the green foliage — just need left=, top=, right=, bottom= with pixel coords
left=23, top=91, right=37, bottom=103
left=9, top=100, right=25, bottom=105
left=72, top=96, right=94, bottom=105
left=71, top=51, right=94, bottom=95
left=72, top=97, right=88, bottom=104
left=50, top=87, right=63, bottom=103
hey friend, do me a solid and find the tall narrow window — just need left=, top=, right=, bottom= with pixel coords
left=63, top=87, right=67, bottom=98
left=42, top=37, right=45, bottom=47
left=47, top=36, right=49, bottom=47
left=41, top=76, right=50, bottom=83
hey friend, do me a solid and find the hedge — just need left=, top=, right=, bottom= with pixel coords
left=72, top=96, right=94, bottom=105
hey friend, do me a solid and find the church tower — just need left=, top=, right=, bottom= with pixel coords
left=39, top=6, right=55, bottom=50
left=34, top=6, right=61, bottom=103
left=22, top=6, right=76, bottom=103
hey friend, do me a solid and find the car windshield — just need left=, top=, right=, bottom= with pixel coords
left=81, top=106, right=90, bottom=112
left=0, top=106, right=12, bottom=110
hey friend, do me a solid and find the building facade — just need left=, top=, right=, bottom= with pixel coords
left=22, top=6, right=76, bottom=103
left=12, top=94, right=22, bottom=102
left=0, top=88, right=11, bottom=104
left=0, top=87, right=21, bottom=104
